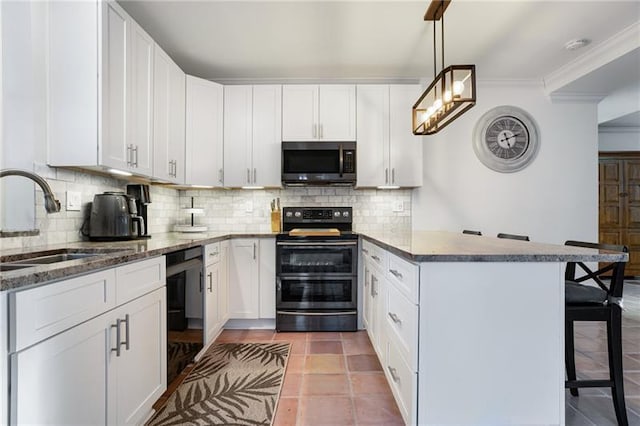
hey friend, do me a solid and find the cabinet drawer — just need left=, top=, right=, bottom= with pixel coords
left=204, top=242, right=220, bottom=264
left=387, top=252, right=418, bottom=303
left=116, top=256, right=166, bottom=305
left=362, top=240, right=386, bottom=270
left=10, top=269, right=116, bottom=352
left=385, top=340, right=417, bottom=426
left=385, top=283, right=418, bottom=370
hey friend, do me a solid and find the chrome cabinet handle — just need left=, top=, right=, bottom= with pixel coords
left=208, top=272, right=213, bottom=292
left=362, top=248, right=369, bottom=254
left=168, top=160, right=173, bottom=177
left=372, top=255, right=381, bottom=262
left=218, top=168, right=224, bottom=184
left=388, top=312, right=402, bottom=324
left=392, top=168, right=395, bottom=184
left=132, top=145, right=139, bottom=167
left=253, top=168, right=257, bottom=184
left=253, top=242, right=257, bottom=260
left=389, top=269, right=403, bottom=280
left=371, top=275, right=378, bottom=297
left=313, top=124, right=317, bottom=138
left=121, top=314, right=130, bottom=351
left=111, top=319, right=122, bottom=357
left=387, top=366, right=400, bottom=382
left=199, top=271, right=203, bottom=292
left=126, top=145, right=133, bottom=167
left=319, top=123, right=323, bottom=139
left=385, top=168, right=389, bottom=184
left=247, top=168, right=251, bottom=184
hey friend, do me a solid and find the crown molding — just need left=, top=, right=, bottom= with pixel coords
left=477, top=79, right=543, bottom=89
left=543, top=21, right=640, bottom=96
left=598, top=126, right=640, bottom=134
left=212, top=77, right=421, bottom=85
left=549, top=92, right=607, bottom=104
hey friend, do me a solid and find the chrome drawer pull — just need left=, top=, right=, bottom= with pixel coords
left=362, top=248, right=369, bottom=254
left=388, top=312, right=402, bottom=324
left=111, top=320, right=122, bottom=357
left=208, top=272, right=213, bottom=292
left=387, top=366, right=400, bottom=382
left=121, top=314, right=130, bottom=351
left=389, top=269, right=403, bottom=279
left=371, top=255, right=381, bottom=262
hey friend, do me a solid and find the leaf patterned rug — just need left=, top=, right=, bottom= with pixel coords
left=147, top=342, right=291, bottom=426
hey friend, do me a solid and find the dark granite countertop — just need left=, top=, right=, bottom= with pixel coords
left=2, top=231, right=628, bottom=292
left=0, top=232, right=277, bottom=291
left=361, top=231, right=629, bottom=263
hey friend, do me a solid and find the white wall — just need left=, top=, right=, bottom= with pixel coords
left=599, top=128, right=640, bottom=151
left=598, top=82, right=640, bottom=125
left=412, top=82, right=599, bottom=245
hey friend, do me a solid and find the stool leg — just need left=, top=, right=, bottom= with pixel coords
left=565, top=317, right=579, bottom=397
left=608, top=307, right=628, bottom=426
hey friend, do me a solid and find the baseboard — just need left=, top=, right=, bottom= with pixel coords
left=224, top=318, right=276, bottom=329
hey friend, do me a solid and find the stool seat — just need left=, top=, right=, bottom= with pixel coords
left=565, top=281, right=608, bottom=305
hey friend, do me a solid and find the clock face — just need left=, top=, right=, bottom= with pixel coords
left=485, top=116, right=530, bottom=160
left=473, top=106, right=540, bottom=173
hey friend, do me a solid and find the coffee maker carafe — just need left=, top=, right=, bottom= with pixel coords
left=126, top=184, right=151, bottom=239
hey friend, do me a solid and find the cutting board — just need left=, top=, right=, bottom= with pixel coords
left=289, top=228, right=341, bottom=237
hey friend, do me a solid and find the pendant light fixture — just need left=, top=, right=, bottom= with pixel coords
left=412, top=0, right=476, bottom=135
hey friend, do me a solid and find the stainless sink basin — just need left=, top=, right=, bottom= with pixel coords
left=10, top=253, right=100, bottom=265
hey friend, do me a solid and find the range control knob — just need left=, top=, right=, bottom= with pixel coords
left=294, top=211, right=302, bottom=218
left=342, top=211, right=350, bottom=217
left=334, top=211, right=340, bottom=217
left=285, top=211, right=293, bottom=217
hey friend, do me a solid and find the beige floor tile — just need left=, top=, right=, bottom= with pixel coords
left=301, top=374, right=350, bottom=396
left=305, top=354, right=346, bottom=374
left=273, top=397, right=298, bottom=426
left=298, top=396, right=355, bottom=426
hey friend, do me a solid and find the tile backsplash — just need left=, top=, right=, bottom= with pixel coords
left=1, top=166, right=411, bottom=250
left=178, top=187, right=412, bottom=234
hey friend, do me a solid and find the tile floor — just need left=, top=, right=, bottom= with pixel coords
left=567, top=282, right=640, bottom=425
left=214, top=329, right=404, bottom=426
left=156, top=283, right=640, bottom=425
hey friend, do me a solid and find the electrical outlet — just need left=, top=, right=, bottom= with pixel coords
left=393, top=201, right=404, bottom=212
left=245, top=201, right=253, bottom=213
left=66, top=191, right=82, bottom=211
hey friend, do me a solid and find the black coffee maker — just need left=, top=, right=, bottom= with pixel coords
left=126, top=184, right=151, bottom=239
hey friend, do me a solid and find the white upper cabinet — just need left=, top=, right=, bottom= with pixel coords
left=223, top=85, right=282, bottom=187
left=185, top=75, right=224, bottom=187
left=282, top=85, right=356, bottom=141
left=356, top=85, right=423, bottom=188
left=47, top=1, right=154, bottom=177
left=153, top=46, right=186, bottom=184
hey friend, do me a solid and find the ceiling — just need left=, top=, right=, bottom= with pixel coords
left=119, top=0, right=640, bottom=125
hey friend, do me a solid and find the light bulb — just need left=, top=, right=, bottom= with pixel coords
left=453, top=80, right=465, bottom=96
left=433, top=98, right=443, bottom=111
left=426, top=106, right=435, bottom=118
left=443, top=90, right=452, bottom=103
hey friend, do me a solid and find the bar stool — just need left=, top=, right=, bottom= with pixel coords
left=462, top=230, right=482, bottom=236
left=564, top=240, right=629, bottom=426
left=497, top=232, right=530, bottom=241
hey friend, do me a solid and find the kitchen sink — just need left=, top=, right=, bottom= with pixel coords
left=10, top=253, right=101, bottom=265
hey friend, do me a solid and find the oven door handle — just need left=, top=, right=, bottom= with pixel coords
left=276, top=310, right=357, bottom=316
left=276, top=241, right=358, bottom=246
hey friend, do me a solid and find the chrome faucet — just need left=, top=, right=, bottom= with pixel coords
left=0, top=169, right=61, bottom=213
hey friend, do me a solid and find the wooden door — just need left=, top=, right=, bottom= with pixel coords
left=599, top=154, right=640, bottom=275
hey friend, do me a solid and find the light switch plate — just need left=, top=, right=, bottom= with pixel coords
left=393, top=201, right=404, bottom=212
left=66, top=191, right=81, bottom=211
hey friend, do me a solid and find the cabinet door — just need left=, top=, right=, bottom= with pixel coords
left=11, top=312, right=113, bottom=425
left=356, top=85, right=389, bottom=187
left=223, top=85, right=253, bottom=187
left=282, top=85, right=317, bottom=141
left=185, top=75, right=224, bottom=187
left=114, top=288, right=167, bottom=426
left=252, top=85, right=282, bottom=187
left=229, top=239, right=259, bottom=318
left=389, top=85, right=423, bottom=187
left=369, top=266, right=387, bottom=363
left=362, top=259, right=372, bottom=330
left=101, top=0, right=129, bottom=171
left=318, top=85, right=356, bottom=141
left=153, top=46, right=185, bottom=183
left=128, top=21, right=154, bottom=176
left=258, top=238, right=276, bottom=319
left=219, top=241, right=230, bottom=325
left=204, top=260, right=220, bottom=345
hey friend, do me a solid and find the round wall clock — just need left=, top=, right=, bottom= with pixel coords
left=472, top=106, right=540, bottom=173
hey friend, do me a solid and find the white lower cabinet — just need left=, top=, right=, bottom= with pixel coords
left=8, top=257, right=166, bottom=426
left=229, top=238, right=276, bottom=320
left=362, top=238, right=419, bottom=425
left=204, top=241, right=229, bottom=345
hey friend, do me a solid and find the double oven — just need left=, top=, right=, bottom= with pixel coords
left=276, top=207, right=358, bottom=332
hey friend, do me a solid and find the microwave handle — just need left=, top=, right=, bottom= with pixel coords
left=339, top=144, right=343, bottom=177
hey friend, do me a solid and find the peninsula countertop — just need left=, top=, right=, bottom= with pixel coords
left=1, top=231, right=628, bottom=292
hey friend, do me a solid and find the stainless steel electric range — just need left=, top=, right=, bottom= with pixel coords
left=275, top=207, right=358, bottom=332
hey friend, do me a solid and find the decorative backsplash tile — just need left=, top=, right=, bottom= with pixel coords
left=1, top=166, right=411, bottom=250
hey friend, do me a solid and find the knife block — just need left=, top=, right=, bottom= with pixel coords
left=270, top=211, right=281, bottom=233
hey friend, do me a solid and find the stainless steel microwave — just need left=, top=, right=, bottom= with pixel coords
left=281, top=141, right=356, bottom=186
